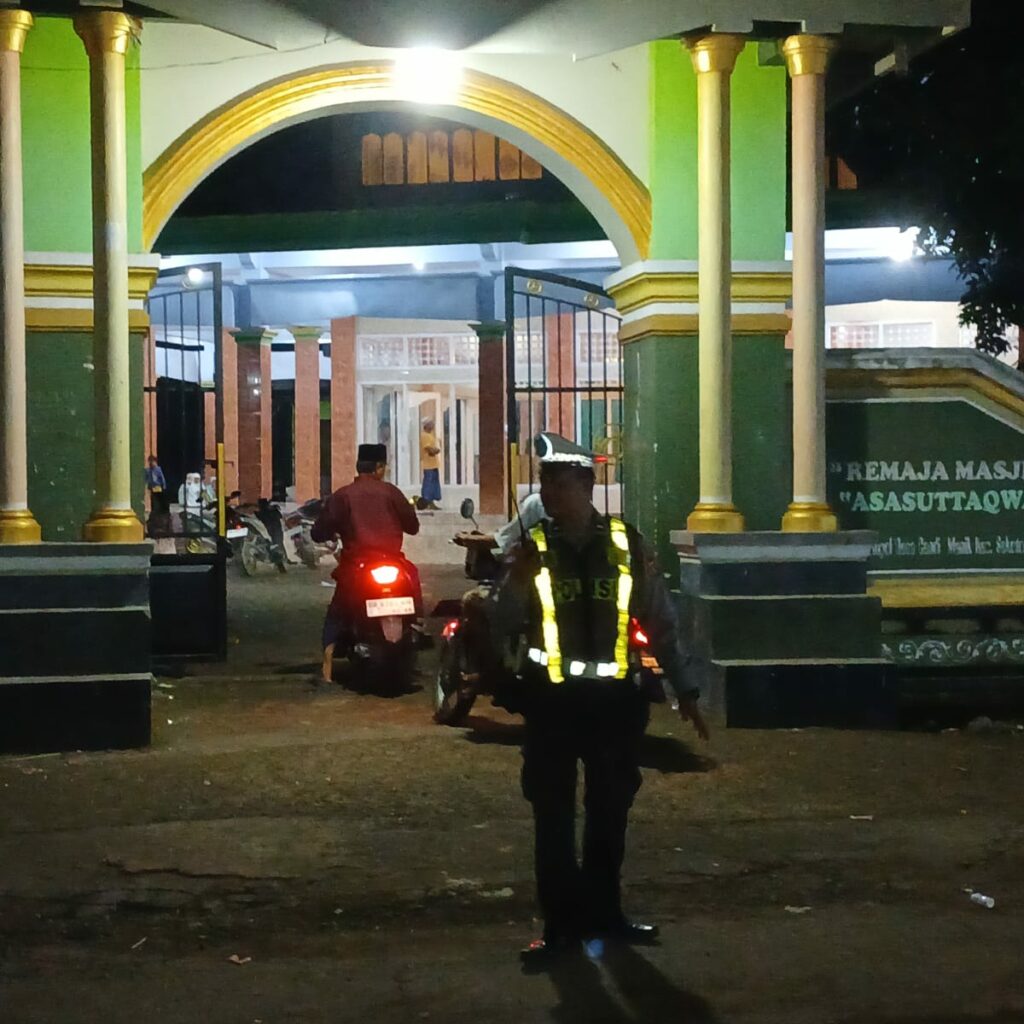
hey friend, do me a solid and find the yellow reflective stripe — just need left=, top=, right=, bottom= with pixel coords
left=530, top=523, right=563, bottom=683
left=610, top=518, right=632, bottom=679
left=534, top=566, right=563, bottom=683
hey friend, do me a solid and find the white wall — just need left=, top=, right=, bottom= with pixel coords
left=826, top=300, right=965, bottom=348
left=139, top=23, right=650, bottom=184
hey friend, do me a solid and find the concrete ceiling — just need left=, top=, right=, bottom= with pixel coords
left=132, top=0, right=970, bottom=56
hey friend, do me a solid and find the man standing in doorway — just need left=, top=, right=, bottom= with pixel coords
left=420, top=418, right=442, bottom=510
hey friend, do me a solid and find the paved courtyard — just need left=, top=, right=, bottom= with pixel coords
left=2, top=567, right=1023, bottom=1023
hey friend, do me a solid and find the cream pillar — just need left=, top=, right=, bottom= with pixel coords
left=782, top=34, right=838, bottom=533
left=685, top=34, right=746, bottom=533
left=75, top=11, right=143, bottom=542
left=0, top=11, right=40, bottom=543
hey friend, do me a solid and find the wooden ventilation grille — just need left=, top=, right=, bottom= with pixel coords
left=362, top=128, right=543, bottom=186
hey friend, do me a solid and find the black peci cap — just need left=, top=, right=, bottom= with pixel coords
left=357, top=443, right=387, bottom=464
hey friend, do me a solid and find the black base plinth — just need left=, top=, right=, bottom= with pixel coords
left=723, top=662, right=896, bottom=729
left=0, top=543, right=152, bottom=754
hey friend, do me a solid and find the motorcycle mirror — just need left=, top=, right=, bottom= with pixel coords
left=459, top=498, right=477, bottom=526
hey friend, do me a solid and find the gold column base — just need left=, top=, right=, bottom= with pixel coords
left=781, top=501, right=838, bottom=533
left=83, top=507, right=145, bottom=543
left=686, top=502, right=745, bottom=533
left=0, top=509, right=42, bottom=544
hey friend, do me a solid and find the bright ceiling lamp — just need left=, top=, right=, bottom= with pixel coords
left=393, top=47, right=464, bottom=105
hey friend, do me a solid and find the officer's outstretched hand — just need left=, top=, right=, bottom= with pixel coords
left=678, top=697, right=710, bottom=741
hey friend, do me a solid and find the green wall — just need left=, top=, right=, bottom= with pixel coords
left=647, top=41, right=787, bottom=261
left=21, top=16, right=143, bottom=253
left=827, top=398, right=1024, bottom=572
left=623, top=333, right=789, bottom=567
left=26, top=331, right=144, bottom=541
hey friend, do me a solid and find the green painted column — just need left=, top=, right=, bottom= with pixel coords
left=613, top=41, right=789, bottom=561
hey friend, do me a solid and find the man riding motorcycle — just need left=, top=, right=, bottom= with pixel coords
left=311, top=443, right=421, bottom=683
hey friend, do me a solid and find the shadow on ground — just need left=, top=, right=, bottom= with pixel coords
left=546, top=946, right=719, bottom=1023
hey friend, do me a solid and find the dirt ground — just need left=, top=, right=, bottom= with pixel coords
left=2, top=565, right=1024, bottom=1024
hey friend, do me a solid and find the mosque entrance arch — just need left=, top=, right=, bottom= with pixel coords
left=142, top=63, right=650, bottom=262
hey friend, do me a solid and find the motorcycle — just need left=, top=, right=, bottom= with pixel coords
left=433, top=500, right=668, bottom=725
left=284, top=498, right=335, bottom=569
left=235, top=500, right=289, bottom=576
left=330, top=552, right=420, bottom=691
left=434, top=499, right=503, bottom=725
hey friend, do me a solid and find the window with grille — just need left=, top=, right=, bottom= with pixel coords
left=881, top=322, right=935, bottom=346
left=358, top=337, right=407, bottom=368
left=362, top=128, right=543, bottom=186
left=828, top=323, right=880, bottom=348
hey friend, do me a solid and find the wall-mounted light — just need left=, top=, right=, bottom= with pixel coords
left=888, top=229, right=918, bottom=263
left=185, top=267, right=205, bottom=287
left=394, top=48, right=463, bottom=105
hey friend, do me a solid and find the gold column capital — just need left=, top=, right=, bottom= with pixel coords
left=73, top=10, right=140, bottom=58
left=290, top=326, right=324, bottom=343
left=0, top=9, right=33, bottom=53
left=782, top=34, right=837, bottom=77
left=685, top=33, right=747, bottom=75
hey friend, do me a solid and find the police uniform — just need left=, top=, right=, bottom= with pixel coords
left=487, top=433, right=699, bottom=954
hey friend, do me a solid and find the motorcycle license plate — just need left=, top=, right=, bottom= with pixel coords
left=366, top=597, right=415, bottom=618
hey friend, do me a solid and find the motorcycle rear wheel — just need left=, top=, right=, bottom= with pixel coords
left=240, top=536, right=260, bottom=576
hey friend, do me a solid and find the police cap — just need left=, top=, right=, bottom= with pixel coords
left=534, top=432, right=595, bottom=469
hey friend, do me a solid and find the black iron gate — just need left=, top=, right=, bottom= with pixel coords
left=504, top=267, right=623, bottom=514
left=145, top=264, right=227, bottom=661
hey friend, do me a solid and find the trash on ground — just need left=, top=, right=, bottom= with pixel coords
left=969, top=892, right=996, bottom=909
left=784, top=905, right=813, bottom=914
left=130, top=936, right=147, bottom=950
left=849, top=814, right=875, bottom=821
left=227, top=954, right=252, bottom=965
left=480, top=887, right=515, bottom=899
left=442, top=874, right=483, bottom=894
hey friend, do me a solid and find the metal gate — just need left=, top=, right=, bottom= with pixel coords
left=504, top=267, right=623, bottom=513
left=144, top=264, right=227, bottom=661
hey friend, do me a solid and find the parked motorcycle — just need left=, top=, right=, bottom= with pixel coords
left=284, top=498, right=335, bottom=568
left=331, top=552, right=420, bottom=690
left=235, top=500, right=288, bottom=576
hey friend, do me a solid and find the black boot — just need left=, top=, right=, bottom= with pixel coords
left=606, top=920, right=660, bottom=945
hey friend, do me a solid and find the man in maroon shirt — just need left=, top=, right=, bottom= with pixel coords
left=312, top=444, right=421, bottom=682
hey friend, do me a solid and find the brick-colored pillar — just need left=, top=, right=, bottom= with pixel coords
left=221, top=328, right=239, bottom=495
left=232, top=328, right=274, bottom=503
left=330, top=317, right=357, bottom=491
left=291, top=326, right=323, bottom=501
left=545, top=312, right=576, bottom=440
left=473, top=322, right=507, bottom=515
left=203, top=391, right=216, bottom=464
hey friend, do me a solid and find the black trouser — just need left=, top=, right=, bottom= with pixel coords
left=520, top=682, right=649, bottom=940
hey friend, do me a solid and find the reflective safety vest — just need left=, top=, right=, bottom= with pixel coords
left=528, top=517, right=633, bottom=683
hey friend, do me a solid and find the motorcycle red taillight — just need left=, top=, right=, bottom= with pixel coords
left=441, top=619, right=460, bottom=639
left=370, top=564, right=400, bottom=586
left=632, top=622, right=650, bottom=647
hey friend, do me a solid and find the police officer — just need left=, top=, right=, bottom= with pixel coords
left=484, top=432, right=709, bottom=968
